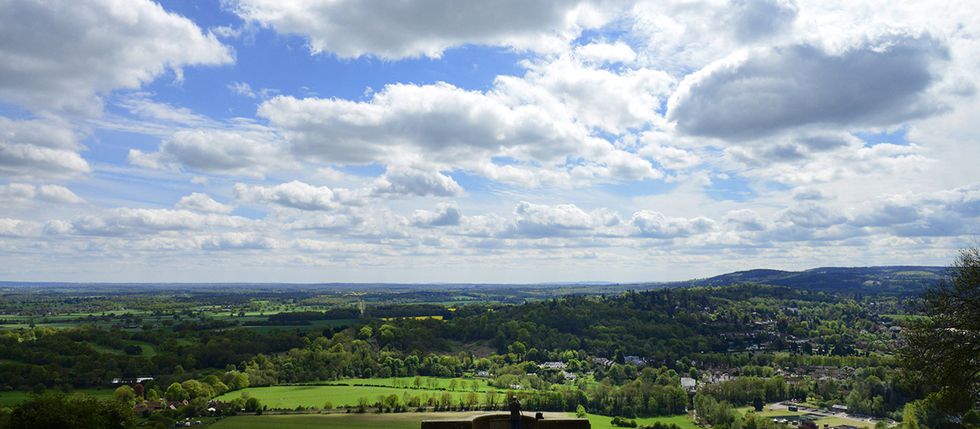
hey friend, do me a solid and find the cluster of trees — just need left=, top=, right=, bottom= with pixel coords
left=693, top=394, right=786, bottom=429
left=0, top=324, right=304, bottom=390
left=0, top=393, right=135, bottom=429
left=699, top=377, right=805, bottom=409
left=585, top=367, right=689, bottom=418
left=898, top=248, right=980, bottom=429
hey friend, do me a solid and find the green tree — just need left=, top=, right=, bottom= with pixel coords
left=244, top=397, right=261, bottom=413
left=164, top=383, right=188, bottom=402
left=902, top=247, right=980, bottom=412
left=113, top=385, right=137, bottom=406
left=7, top=393, right=135, bottom=429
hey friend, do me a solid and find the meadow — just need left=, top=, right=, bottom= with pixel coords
left=0, top=389, right=115, bottom=407
left=209, top=412, right=486, bottom=429
left=582, top=413, right=698, bottom=429
left=207, top=411, right=697, bottom=429
left=214, top=384, right=494, bottom=410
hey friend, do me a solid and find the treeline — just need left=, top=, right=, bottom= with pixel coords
left=693, top=393, right=786, bottom=429
left=0, top=325, right=306, bottom=389
left=699, top=377, right=807, bottom=406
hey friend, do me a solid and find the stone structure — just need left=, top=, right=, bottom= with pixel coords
left=421, top=413, right=590, bottom=429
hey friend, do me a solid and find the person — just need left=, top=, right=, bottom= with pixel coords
left=509, top=395, right=522, bottom=429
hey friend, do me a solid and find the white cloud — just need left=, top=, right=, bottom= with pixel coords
left=234, top=181, right=341, bottom=211
left=0, top=0, right=232, bottom=114
left=630, top=210, right=715, bottom=238
left=668, top=33, right=949, bottom=140
left=232, top=0, right=611, bottom=59
left=176, top=192, right=233, bottom=214
left=510, top=201, right=620, bottom=238
left=66, top=208, right=249, bottom=236
left=412, top=203, right=463, bottom=227
left=729, top=0, right=798, bottom=43
left=0, top=217, right=37, bottom=237
left=129, top=129, right=287, bottom=177
left=575, top=41, right=637, bottom=64
left=200, top=233, right=276, bottom=250
left=373, top=167, right=464, bottom=198
left=0, top=117, right=90, bottom=179
left=0, top=183, right=84, bottom=204
left=501, top=53, right=674, bottom=134
left=259, top=83, right=589, bottom=165
left=260, top=81, right=660, bottom=187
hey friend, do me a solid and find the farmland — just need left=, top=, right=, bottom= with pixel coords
left=214, top=383, right=496, bottom=410
left=209, top=412, right=488, bottom=429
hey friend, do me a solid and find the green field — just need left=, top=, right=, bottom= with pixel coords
left=339, top=377, right=492, bottom=391
left=210, top=412, right=484, bottom=429
left=0, top=389, right=116, bottom=407
left=581, top=413, right=697, bottom=429
left=736, top=406, right=877, bottom=429
left=215, top=385, right=493, bottom=409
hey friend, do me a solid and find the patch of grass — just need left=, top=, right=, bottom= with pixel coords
left=813, top=416, right=875, bottom=429
left=580, top=413, right=697, bottom=429
left=214, top=385, right=490, bottom=409
left=339, top=377, right=491, bottom=391
left=209, top=412, right=485, bottom=429
left=0, top=389, right=116, bottom=407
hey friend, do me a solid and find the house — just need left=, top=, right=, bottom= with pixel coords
left=561, top=371, right=577, bottom=381
left=540, top=361, right=567, bottom=370
left=680, top=377, right=697, bottom=391
left=591, top=357, right=614, bottom=367
left=831, top=404, right=848, bottom=413
left=475, top=370, right=491, bottom=377
left=624, top=356, right=647, bottom=366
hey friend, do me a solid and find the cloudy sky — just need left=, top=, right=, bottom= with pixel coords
left=0, top=0, right=978, bottom=283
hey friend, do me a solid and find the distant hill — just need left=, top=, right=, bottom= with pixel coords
left=666, top=266, right=948, bottom=295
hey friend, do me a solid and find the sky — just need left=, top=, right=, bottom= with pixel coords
left=0, top=0, right=978, bottom=283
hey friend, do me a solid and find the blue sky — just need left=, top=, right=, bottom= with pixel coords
left=0, top=0, right=978, bottom=283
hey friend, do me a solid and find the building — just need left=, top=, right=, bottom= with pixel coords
left=540, top=361, right=567, bottom=370
left=680, top=377, right=697, bottom=391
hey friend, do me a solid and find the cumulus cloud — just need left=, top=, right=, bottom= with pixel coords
left=848, top=185, right=980, bottom=236
left=0, top=183, right=84, bottom=204
left=575, top=41, right=637, bottom=64
left=500, top=52, right=674, bottom=134
left=373, top=167, right=464, bottom=198
left=412, top=203, right=463, bottom=227
left=0, top=217, right=37, bottom=237
left=65, top=208, right=248, bottom=236
left=175, top=193, right=233, bottom=214
left=0, top=0, right=232, bottom=114
left=129, top=129, right=287, bottom=177
left=511, top=201, right=620, bottom=238
left=0, top=117, right=90, bottom=179
left=730, top=0, right=798, bottom=43
left=260, top=80, right=660, bottom=187
left=200, top=233, right=275, bottom=250
left=630, top=211, right=715, bottom=238
left=668, top=33, right=949, bottom=140
left=232, top=0, right=609, bottom=59
left=259, top=83, right=588, bottom=165
left=724, top=209, right=767, bottom=232
left=234, top=181, right=341, bottom=211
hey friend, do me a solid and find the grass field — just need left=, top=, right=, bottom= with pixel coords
left=339, top=377, right=491, bottom=391
left=214, top=385, right=491, bottom=409
left=580, top=413, right=697, bottom=429
left=737, top=406, right=877, bottom=429
left=0, top=389, right=116, bottom=407
left=209, top=412, right=485, bottom=429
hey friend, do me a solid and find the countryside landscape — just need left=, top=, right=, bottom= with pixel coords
left=0, top=261, right=977, bottom=428
left=0, top=0, right=978, bottom=428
